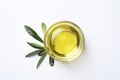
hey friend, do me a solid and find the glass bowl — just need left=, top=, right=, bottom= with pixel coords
left=44, top=21, right=84, bottom=62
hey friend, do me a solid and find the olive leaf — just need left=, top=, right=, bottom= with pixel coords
left=36, top=52, right=47, bottom=69
left=27, top=42, right=43, bottom=49
left=49, top=57, right=54, bottom=66
left=41, top=23, right=47, bottom=34
left=24, top=25, right=43, bottom=43
left=38, top=49, right=46, bottom=56
left=25, top=50, right=40, bottom=57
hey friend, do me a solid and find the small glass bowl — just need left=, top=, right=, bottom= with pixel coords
left=44, top=21, right=85, bottom=62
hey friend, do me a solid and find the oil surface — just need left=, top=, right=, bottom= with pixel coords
left=54, top=31, right=77, bottom=54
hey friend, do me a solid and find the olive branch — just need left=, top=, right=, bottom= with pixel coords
left=24, top=23, right=54, bottom=69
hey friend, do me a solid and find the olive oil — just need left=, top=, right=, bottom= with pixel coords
left=44, top=21, right=84, bottom=61
left=54, top=31, right=77, bottom=54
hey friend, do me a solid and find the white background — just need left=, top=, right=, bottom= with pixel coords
left=0, top=0, right=120, bottom=80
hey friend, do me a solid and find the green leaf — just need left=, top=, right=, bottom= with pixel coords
left=24, top=25, right=43, bottom=43
left=38, top=49, right=46, bottom=56
left=27, top=42, right=43, bottom=49
left=25, top=50, right=40, bottom=57
left=36, top=53, right=47, bottom=69
left=41, top=23, right=47, bottom=34
left=49, top=57, right=54, bottom=66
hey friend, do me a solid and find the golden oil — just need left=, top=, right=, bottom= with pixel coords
left=44, top=21, right=84, bottom=62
